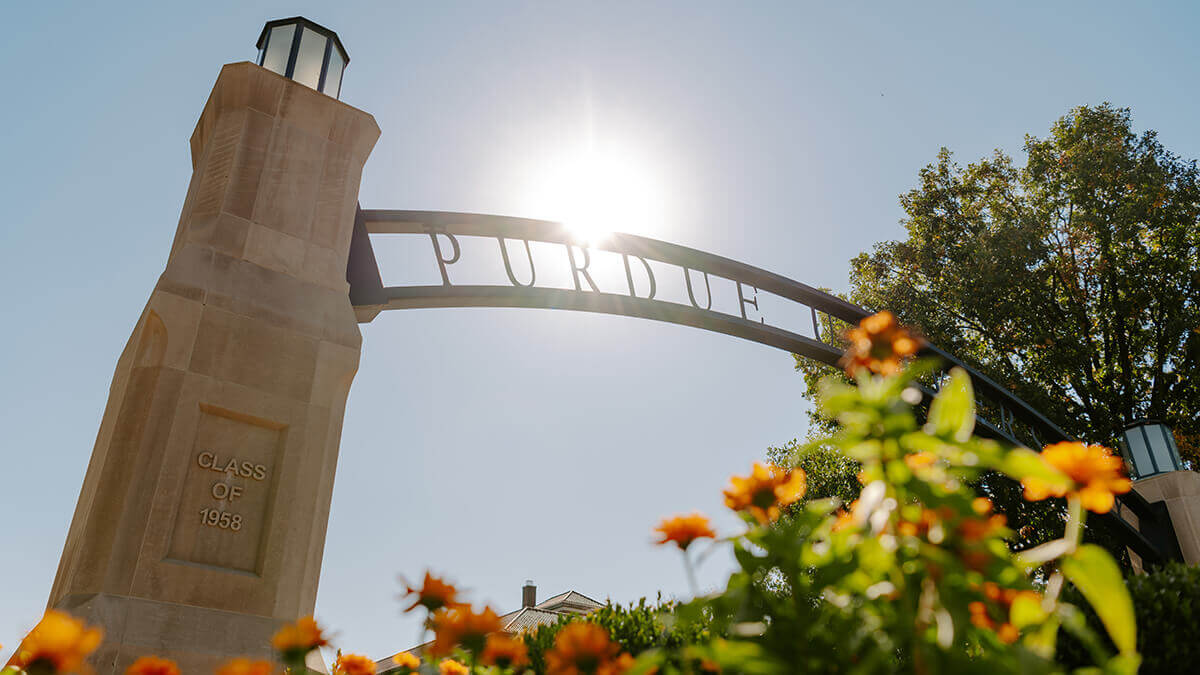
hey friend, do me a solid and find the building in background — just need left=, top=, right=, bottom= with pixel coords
left=376, top=581, right=602, bottom=670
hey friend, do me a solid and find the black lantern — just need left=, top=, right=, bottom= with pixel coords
left=256, top=17, right=349, bottom=98
left=1119, top=420, right=1184, bottom=479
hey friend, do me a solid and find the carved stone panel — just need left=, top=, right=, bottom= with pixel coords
left=166, top=404, right=286, bottom=574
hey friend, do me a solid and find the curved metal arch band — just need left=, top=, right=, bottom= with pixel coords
left=348, top=208, right=1179, bottom=564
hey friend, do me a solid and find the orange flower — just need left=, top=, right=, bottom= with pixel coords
left=653, top=513, right=717, bottom=550
left=958, top=513, right=1007, bottom=542
left=1021, top=442, right=1132, bottom=513
left=831, top=500, right=860, bottom=532
left=480, top=633, right=529, bottom=669
left=968, top=583, right=1040, bottom=644
left=904, top=451, right=937, bottom=471
left=545, top=623, right=632, bottom=675
left=438, top=660, right=468, bottom=675
left=429, top=605, right=503, bottom=656
left=839, top=311, right=922, bottom=377
left=125, top=657, right=179, bottom=675
left=332, top=653, right=375, bottom=675
left=216, top=657, right=274, bottom=675
left=271, top=616, right=328, bottom=658
left=6, top=610, right=103, bottom=674
left=389, top=652, right=420, bottom=673
left=723, top=462, right=807, bottom=524
left=896, top=507, right=940, bottom=538
left=401, top=572, right=462, bottom=613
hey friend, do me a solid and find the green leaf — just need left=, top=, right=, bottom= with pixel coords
left=925, top=367, right=975, bottom=441
left=1010, top=591, right=1049, bottom=629
left=1062, top=544, right=1138, bottom=656
left=1102, top=653, right=1141, bottom=675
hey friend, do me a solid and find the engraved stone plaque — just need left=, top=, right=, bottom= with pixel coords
left=167, top=404, right=285, bottom=573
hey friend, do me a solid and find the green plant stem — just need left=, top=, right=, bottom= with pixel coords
left=1064, top=496, right=1084, bottom=551
left=682, top=549, right=700, bottom=597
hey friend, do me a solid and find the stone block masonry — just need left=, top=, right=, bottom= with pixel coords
left=47, top=61, right=379, bottom=675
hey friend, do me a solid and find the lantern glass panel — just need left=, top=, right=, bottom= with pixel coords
left=1148, top=423, right=1180, bottom=472
left=293, top=27, right=327, bottom=89
left=261, top=24, right=295, bottom=75
left=1124, top=427, right=1153, bottom=476
left=324, top=48, right=345, bottom=97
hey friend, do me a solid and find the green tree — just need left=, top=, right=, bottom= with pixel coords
left=767, top=438, right=860, bottom=506
left=792, top=104, right=1200, bottom=550
left=849, top=103, right=1200, bottom=460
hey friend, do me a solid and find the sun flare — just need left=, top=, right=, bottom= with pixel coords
left=520, top=143, right=667, bottom=244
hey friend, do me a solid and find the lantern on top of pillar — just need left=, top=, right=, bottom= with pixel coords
left=256, top=17, right=349, bottom=98
left=1120, top=420, right=1185, bottom=480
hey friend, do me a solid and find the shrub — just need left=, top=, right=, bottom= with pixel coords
left=520, top=598, right=712, bottom=673
left=1058, top=562, right=1200, bottom=674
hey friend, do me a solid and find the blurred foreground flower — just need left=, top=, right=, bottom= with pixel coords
left=123, top=657, right=178, bottom=675
left=401, top=572, right=461, bottom=614
left=215, top=657, right=273, bottom=675
left=723, top=462, right=806, bottom=524
left=839, top=310, right=922, bottom=377
left=6, top=610, right=103, bottom=675
left=437, top=660, right=467, bottom=675
left=271, top=616, right=327, bottom=663
left=389, top=652, right=419, bottom=674
left=653, top=513, right=716, bottom=550
left=1022, top=441, right=1132, bottom=513
left=331, top=653, right=374, bottom=675
left=480, top=633, right=529, bottom=669
left=545, top=623, right=632, bottom=675
left=429, top=605, right=502, bottom=656
left=968, top=583, right=1042, bottom=644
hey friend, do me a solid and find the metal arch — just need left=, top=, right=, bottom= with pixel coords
left=346, top=208, right=1181, bottom=565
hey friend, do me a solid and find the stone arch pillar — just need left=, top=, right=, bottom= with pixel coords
left=47, top=61, right=379, bottom=675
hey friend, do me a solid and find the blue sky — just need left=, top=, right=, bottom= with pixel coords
left=4, top=0, right=1200, bottom=663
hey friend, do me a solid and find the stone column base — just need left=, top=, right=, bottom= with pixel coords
left=52, top=593, right=323, bottom=675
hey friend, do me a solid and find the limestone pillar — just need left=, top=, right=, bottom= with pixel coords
left=47, top=61, right=379, bottom=675
left=1133, top=471, right=1200, bottom=565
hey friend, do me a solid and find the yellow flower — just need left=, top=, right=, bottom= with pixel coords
left=332, top=653, right=375, bottom=675
left=723, top=462, right=807, bottom=524
left=545, top=623, right=632, bottom=675
left=390, top=652, right=420, bottom=673
left=480, top=633, right=529, bottom=669
left=438, top=660, right=468, bottom=675
left=124, top=657, right=179, bottom=675
left=401, top=572, right=462, bottom=613
left=653, top=513, right=717, bottom=550
left=428, top=605, right=503, bottom=656
left=839, top=311, right=923, bottom=377
left=216, top=657, right=274, bottom=675
left=271, top=616, right=328, bottom=659
left=6, top=610, right=103, bottom=674
left=1021, top=442, right=1132, bottom=513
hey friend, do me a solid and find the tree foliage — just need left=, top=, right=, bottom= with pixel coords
left=520, top=598, right=713, bottom=673
left=791, top=104, right=1200, bottom=552
left=767, top=438, right=861, bottom=506
left=840, top=103, right=1200, bottom=462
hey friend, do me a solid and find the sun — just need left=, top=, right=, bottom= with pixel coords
left=520, top=142, right=666, bottom=245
